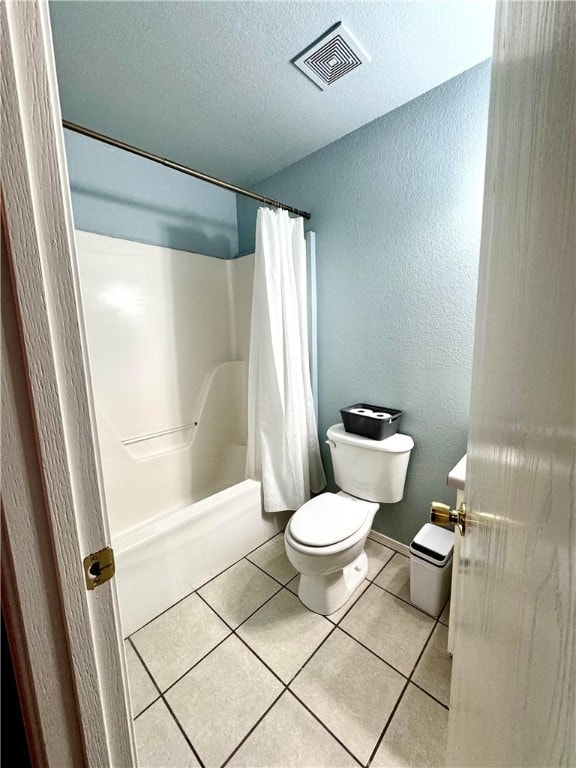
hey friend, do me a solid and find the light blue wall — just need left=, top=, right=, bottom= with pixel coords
left=64, top=129, right=239, bottom=258
left=238, top=61, right=491, bottom=544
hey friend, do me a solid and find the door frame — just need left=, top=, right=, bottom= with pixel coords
left=1, top=1, right=134, bottom=765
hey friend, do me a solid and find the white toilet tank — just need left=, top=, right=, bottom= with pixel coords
left=326, top=423, right=414, bottom=503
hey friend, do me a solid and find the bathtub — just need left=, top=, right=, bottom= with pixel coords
left=113, top=479, right=287, bottom=637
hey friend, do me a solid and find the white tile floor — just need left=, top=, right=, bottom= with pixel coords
left=125, top=533, right=452, bottom=768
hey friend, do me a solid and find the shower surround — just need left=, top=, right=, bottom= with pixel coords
left=75, top=230, right=285, bottom=635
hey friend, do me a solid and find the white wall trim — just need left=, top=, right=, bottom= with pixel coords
left=368, top=530, right=411, bottom=557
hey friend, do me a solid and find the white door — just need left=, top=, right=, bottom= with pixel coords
left=447, top=2, right=575, bottom=766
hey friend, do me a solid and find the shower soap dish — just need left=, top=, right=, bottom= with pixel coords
left=340, top=403, right=402, bottom=441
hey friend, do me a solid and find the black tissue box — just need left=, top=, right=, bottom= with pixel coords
left=340, top=403, right=402, bottom=440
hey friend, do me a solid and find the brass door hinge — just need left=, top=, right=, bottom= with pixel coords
left=83, top=547, right=115, bottom=590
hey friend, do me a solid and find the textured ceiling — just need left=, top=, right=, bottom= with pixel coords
left=49, top=1, right=495, bottom=187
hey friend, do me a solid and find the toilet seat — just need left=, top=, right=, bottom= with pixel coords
left=284, top=491, right=380, bottom=614
left=288, top=493, right=373, bottom=547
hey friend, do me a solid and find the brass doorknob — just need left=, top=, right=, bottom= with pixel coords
left=430, top=501, right=466, bottom=536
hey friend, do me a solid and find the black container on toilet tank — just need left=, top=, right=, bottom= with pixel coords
left=340, top=403, right=402, bottom=441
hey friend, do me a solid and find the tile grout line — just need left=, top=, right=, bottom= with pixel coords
left=406, top=612, right=440, bottom=680
left=159, top=631, right=234, bottom=695
left=194, top=586, right=322, bottom=689
left=284, top=617, right=340, bottom=687
left=196, top=572, right=427, bottom=767
left=324, top=580, right=371, bottom=625
left=131, top=573, right=287, bottom=698
left=243, top=528, right=287, bottom=557
left=161, top=694, right=208, bottom=768
left=127, top=534, right=397, bottom=641
left=335, top=623, right=410, bottom=682
left=369, top=549, right=396, bottom=567
left=128, top=637, right=207, bottom=768
left=369, top=550, right=447, bottom=607
left=196, top=584, right=371, bottom=765
left=135, top=590, right=242, bottom=694
left=233, top=562, right=432, bottom=685
left=363, top=553, right=443, bottom=762
left=129, top=540, right=367, bottom=764
left=194, top=587, right=339, bottom=766
left=126, top=530, right=287, bottom=640
left=200, top=529, right=290, bottom=595
left=328, top=573, right=450, bottom=766
left=285, top=689, right=365, bottom=767
left=126, top=531, right=406, bottom=639
left=409, top=679, right=450, bottom=712
left=227, top=587, right=338, bottom=689
left=364, top=550, right=397, bottom=581
left=131, top=696, right=160, bottom=721
left=212, top=628, right=327, bottom=767
left=285, top=580, right=444, bottom=766
left=128, top=636, right=163, bottom=700
left=336, top=608, right=409, bottom=680
left=232, top=577, right=385, bottom=686
left=245, top=556, right=296, bottom=589
left=369, top=575, right=440, bottom=621
left=131, top=590, right=290, bottom=768
left=197, top=573, right=285, bottom=630
left=232, top=632, right=291, bottom=690
left=218, top=689, right=286, bottom=768
left=365, top=611, right=439, bottom=767
left=372, top=553, right=451, bottom=628
left=128, top=540, right=451, bottom=768
left=132, top=566, right=294, bottom=711
left=366, top=676, right=412, bottom=768
left=125, top=636, right=162, bottom=720
left=407, top=610, right=451, bottom=710
left=212, top=575, right=378, bottom=691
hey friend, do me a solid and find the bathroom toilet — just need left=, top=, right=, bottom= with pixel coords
left=284, top=423, right=414, bottom=615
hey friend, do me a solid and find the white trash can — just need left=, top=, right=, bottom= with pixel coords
left=409, top=523, right=454, bottom=616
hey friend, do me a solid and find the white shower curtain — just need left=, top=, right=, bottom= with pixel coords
left=246, top=207, right=327, bottom=512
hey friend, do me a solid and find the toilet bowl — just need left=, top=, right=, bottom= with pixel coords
left=285, top=423, right=414, bottom=615
left=285, top=491, right=378, bottom=615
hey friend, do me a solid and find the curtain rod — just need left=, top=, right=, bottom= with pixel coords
left=62, top=120, right=311, bottom=220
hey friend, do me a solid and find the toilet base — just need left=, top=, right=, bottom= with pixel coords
left=298, top=550, right=368, bottom=615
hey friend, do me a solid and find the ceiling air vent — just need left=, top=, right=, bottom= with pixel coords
left=293, top=22, right=370, bottom=91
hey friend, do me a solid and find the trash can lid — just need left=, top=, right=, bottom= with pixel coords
left=410, top=523, right=454, bottom=567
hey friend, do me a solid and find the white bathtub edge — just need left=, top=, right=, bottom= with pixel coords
left=114, top=480, right=285, bottom=637
left=113, top=479, right=262, bottom=555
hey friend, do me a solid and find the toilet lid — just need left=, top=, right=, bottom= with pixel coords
left=289, top=493, right=370, bottom=547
